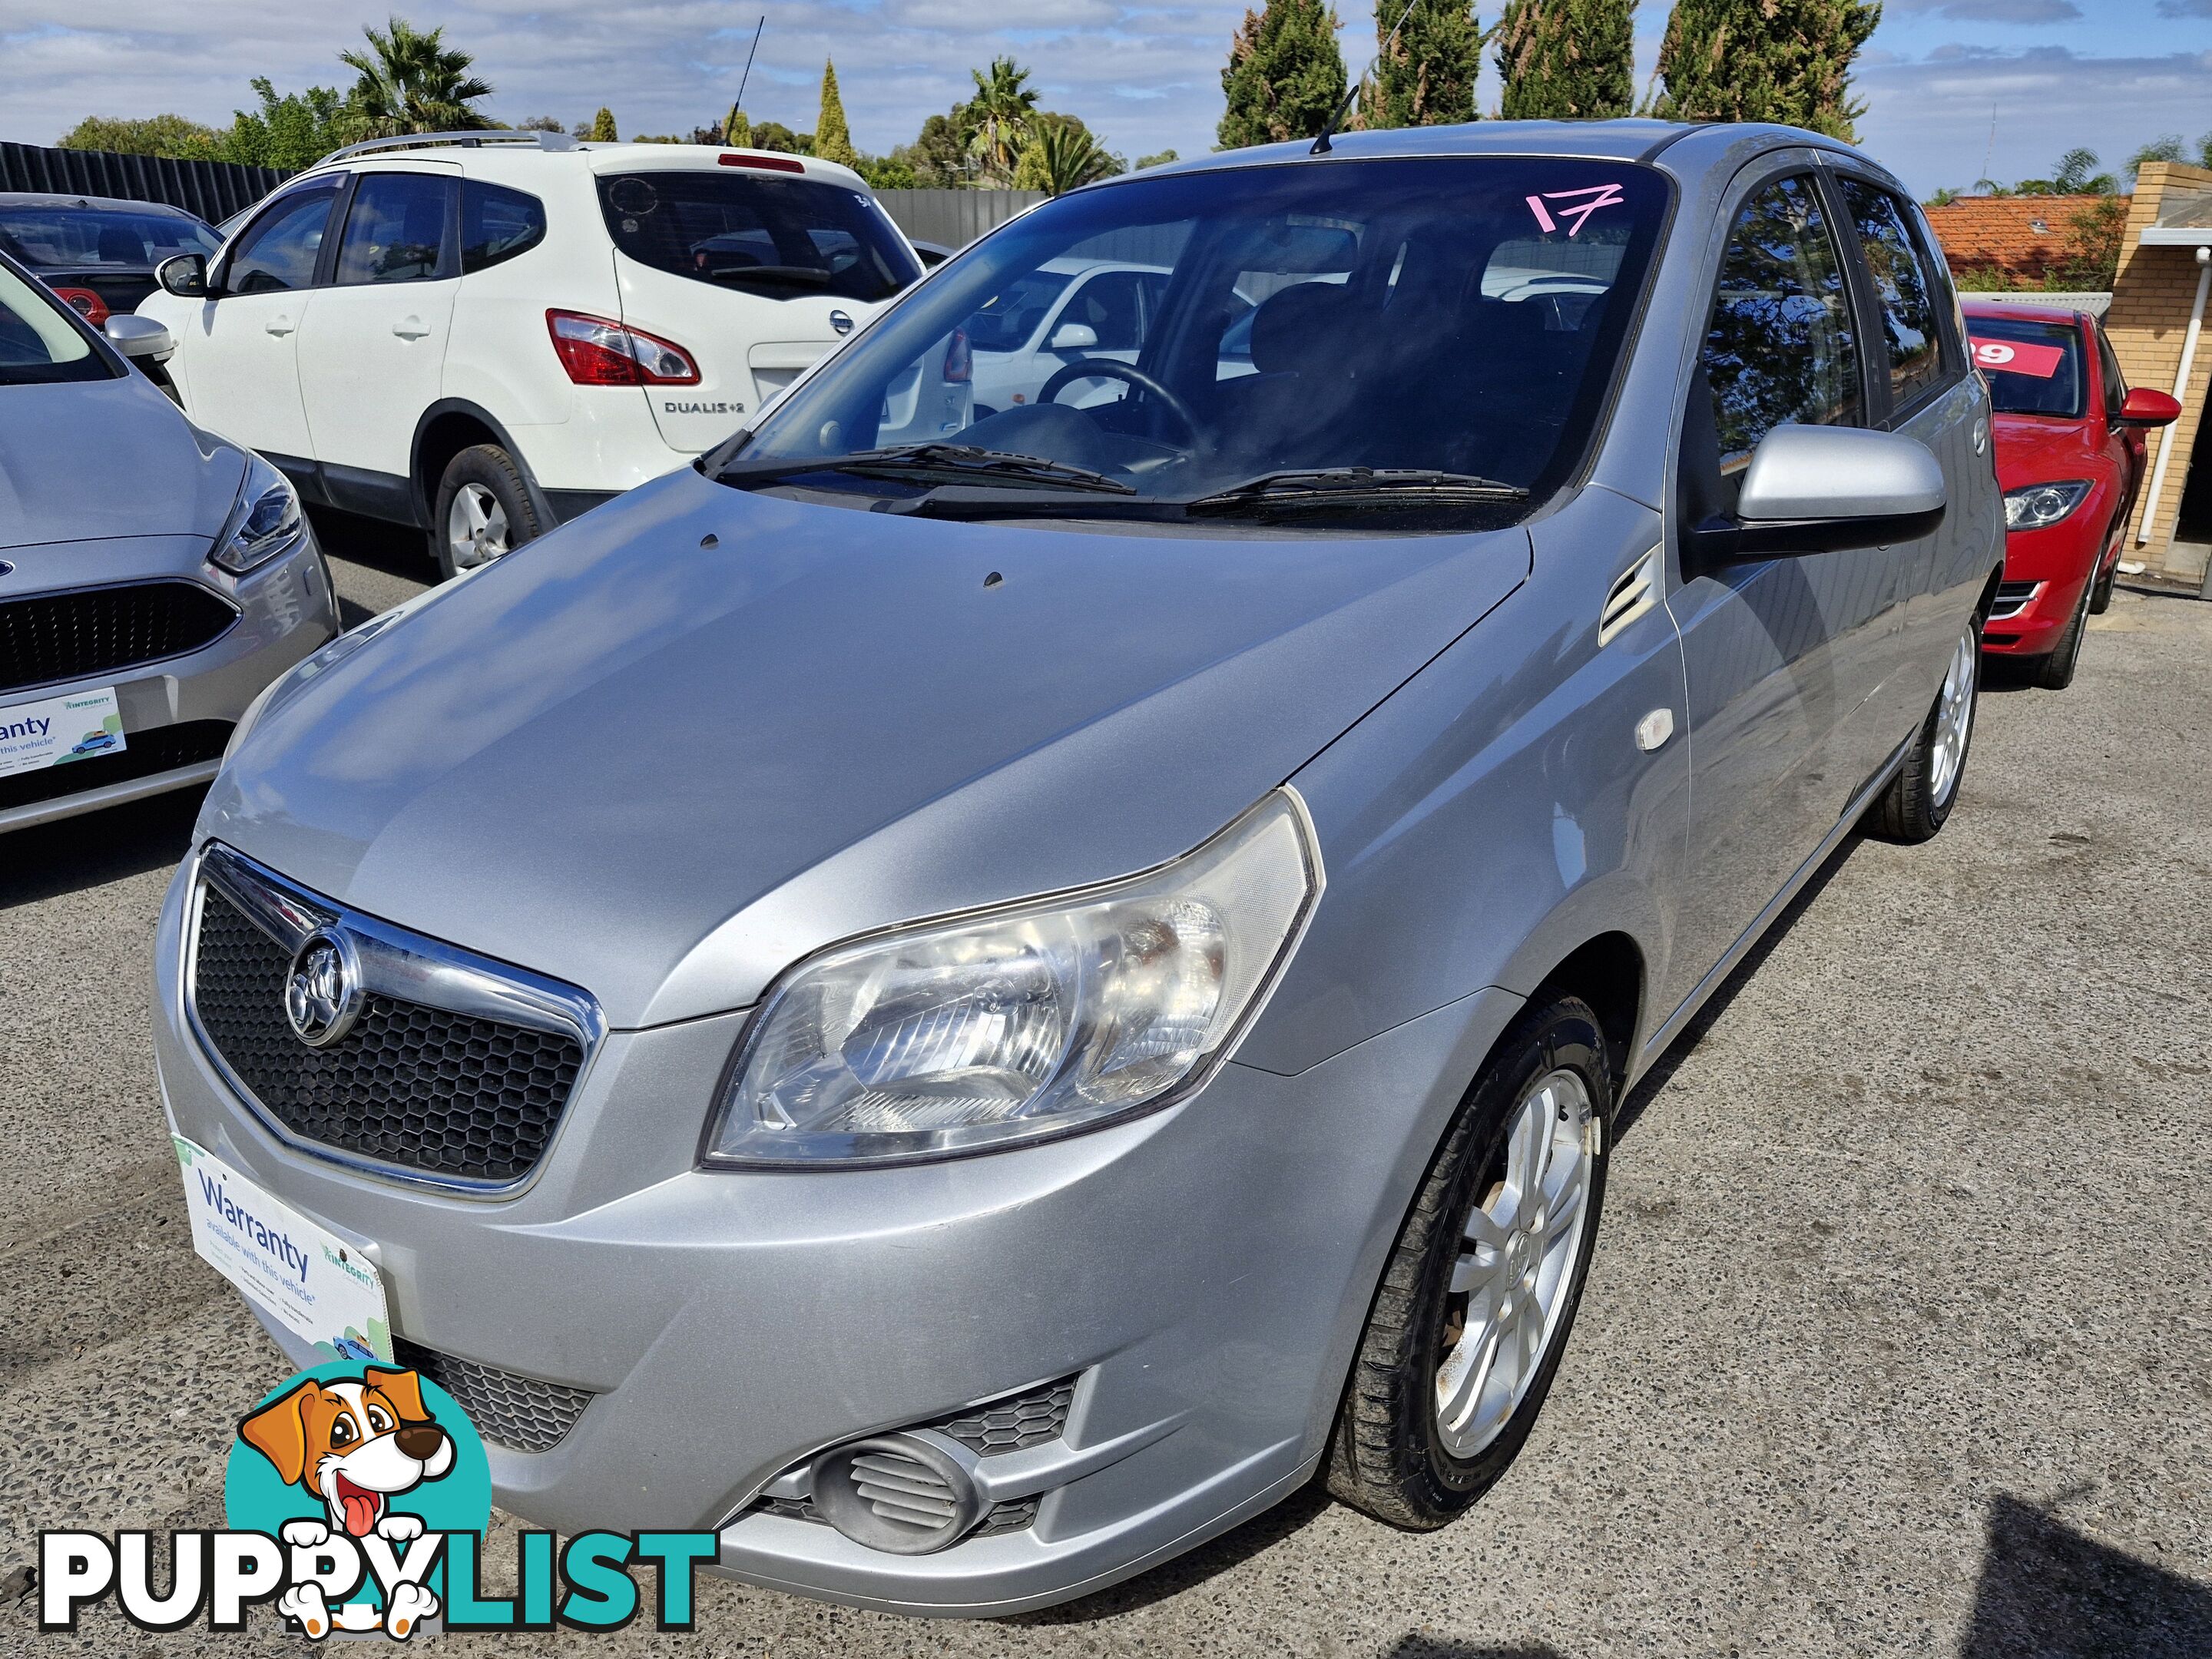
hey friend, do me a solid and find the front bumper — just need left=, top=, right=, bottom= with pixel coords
left=151, top=853, right=1518, bottom=1615
left=0, top=530, right=336, bottom=834
left=1982, top=512, right=2108, bottom=656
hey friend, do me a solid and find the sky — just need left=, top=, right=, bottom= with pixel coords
left=0, top=1, right=2206, bottom=198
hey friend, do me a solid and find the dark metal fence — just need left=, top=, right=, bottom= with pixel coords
left=874, top=190, right=1045, bottom=250
left=0, top=143, right=290, bottom=226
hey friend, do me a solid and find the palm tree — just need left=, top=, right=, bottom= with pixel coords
left=1015, top=122, right=1120, bottom=196
left=965, top=57, right=1038, bottom=186
left=342, top=16, right=495, bottom=137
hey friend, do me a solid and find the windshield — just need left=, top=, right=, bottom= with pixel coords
left=0, top=206, right=219, bottom=270
left=598, top=170, right=919, bottom=303
left=718, top=157, right=1667, bottom=528
left=0, top=260, right=114, bottom=386
left=1969, top=315, right=2086, bottom=419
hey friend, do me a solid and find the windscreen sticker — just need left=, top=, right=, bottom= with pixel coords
left=1525, top=184, right=1626, bottom=238
left=1971, top=337, right=2067, bottom=379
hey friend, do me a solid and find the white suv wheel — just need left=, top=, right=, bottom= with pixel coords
left=447, top=482, right=510, bottom=569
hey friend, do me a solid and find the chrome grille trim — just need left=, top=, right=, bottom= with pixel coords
left=1988, top=581, right=2043, bottom=622
left=184, top=842, right=605, bottom=1196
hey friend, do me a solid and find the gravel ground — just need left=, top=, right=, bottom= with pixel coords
left=2, top=527, right=2207, bottom=1657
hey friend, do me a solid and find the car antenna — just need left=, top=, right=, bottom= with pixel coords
left=731, top=15, right=766, bottom=136
left=1312, top=0, right=1419, bottom=157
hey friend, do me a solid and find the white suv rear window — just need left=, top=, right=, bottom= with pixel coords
left=596, top=171, right=919, bottom=303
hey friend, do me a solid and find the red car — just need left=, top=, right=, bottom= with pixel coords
left=1963, top=298, right=2179, bottom=687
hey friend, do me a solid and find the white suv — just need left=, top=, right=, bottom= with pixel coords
left=139, top=132, right=959, bottom=577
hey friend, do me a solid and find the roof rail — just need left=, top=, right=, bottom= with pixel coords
left=314, top=129, right=581, bottom=167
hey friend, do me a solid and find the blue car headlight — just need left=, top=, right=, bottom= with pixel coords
left=705, top=790, right=1323, bottom=1167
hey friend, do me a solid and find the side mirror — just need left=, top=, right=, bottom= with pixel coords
left=104, top=314, right=174, bottom=359
left=1683, top=426, right=1946, bottom=568
left=1048, top=321, right=1098, bottom=352
left=156, top=253, right=207, bottom=298
left=2118, top=386, right=2181, bottom=427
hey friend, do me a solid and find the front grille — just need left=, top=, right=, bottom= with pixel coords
left=1988, top=581, right=2041, bottom=622
left=0, top=581, right=237, bottom=697
left=190, top=888, right=584, bottom=1183
left=392, top=1337, right=593, bottom=1452
left=0, top=718, right=229, bottom=814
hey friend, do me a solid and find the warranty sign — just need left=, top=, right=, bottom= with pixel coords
left=0, top=686, right=125, bottom=780
left=175, top=1137, right=393, bottom=1364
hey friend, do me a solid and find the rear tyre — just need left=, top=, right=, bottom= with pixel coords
left=1325, top=997, right=1611, bottom=1530
left=432, top=444, right=545, bottom=581
left=1869, top=619, right=1979, bottom=844
left=2032, top=574, right=2093, bottom=691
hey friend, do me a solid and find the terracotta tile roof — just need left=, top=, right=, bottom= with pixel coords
left=1922, top=195, right=2124, bottom=281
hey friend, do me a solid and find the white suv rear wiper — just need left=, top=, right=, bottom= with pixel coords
left=719, top=444, right=1137, bottom=495
left=1185, top=468, right=1528, bottom=515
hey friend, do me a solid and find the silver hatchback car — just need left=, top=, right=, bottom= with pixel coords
left=154, top=121, right=2000, bottom=1616
left=0, top=248, right=336, bottom=836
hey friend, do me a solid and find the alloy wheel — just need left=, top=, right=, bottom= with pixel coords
left=1435, top=1068, right=1598, bottom=1459
left=447, top=482, right=511, bottom=570
left=1929, top=628, right=1977, bottom=806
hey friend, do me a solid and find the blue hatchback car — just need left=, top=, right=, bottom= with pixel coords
left=156, top=120, right=2001, bottom=1617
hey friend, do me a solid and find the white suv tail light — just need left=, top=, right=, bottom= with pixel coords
left=545, top=309, right=700, bottom=386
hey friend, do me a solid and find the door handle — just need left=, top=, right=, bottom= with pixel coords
left=264, top=316, right=294, bottom=336
left=392, top=318, right=432, bottom=339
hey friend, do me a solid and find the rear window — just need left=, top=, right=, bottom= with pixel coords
left=0, top=205, right=219, bottom=270
left=1969, top=315, right=2085, bottom=419
left=596, top=171, right=919, bottom=303
left=0, top=260, right=114, bottom=385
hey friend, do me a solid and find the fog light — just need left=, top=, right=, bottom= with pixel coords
left=807, top=1435, right=983, bottom=1555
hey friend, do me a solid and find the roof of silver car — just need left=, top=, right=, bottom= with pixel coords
left=1134, top=118, right=1856, bottom=178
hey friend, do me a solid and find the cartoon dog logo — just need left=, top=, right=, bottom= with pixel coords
left=238, top=1367, right=452, bottom=1639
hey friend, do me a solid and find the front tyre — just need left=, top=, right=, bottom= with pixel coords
left=432, top=444, right=545, bottom=581
left=1326, top=997, right=1611, bottom=1530
left=1869, top=619, right=1979, bottom=845
left=2032, top=571, right=2094, bottom=691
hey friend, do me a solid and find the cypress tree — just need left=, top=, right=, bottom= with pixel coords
left=587, top=108, right=618, bottom=143
left=1219, top=0, right=1349, bottom=149
left=1365, top=0, right=1481, bottom=129
left=724, top=107, right=751, bottom=147
left=815, top=60, right=860, bottom=167
left=1495, top=0, right=1634, bottom=120
left=1654, top=0, right=1881, bottom=142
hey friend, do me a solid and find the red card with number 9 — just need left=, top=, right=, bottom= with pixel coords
left=1971, top=337, right=2066, bottom=379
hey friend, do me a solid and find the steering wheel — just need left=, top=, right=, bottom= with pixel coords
left=1038, top=359, right=1201, bottom=445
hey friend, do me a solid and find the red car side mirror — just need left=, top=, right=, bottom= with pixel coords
left=2119, top=387, right=2182, bottom=426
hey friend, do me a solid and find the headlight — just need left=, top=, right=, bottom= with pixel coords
left=705, top=790, right=1323, bottom=1167
left=210, top=452, right=306, bottom=575
left=2003, top=480, right=2090, bottom=531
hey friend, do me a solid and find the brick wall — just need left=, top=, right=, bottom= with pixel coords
left=1924, top=194, right=2118, bottom=284
left=2106, top=162, right=2212, bottom=586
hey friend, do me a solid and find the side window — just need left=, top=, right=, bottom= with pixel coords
left=1060, top=271, right=1145, bottom=351
left=2094, top=321, right=2128, bottom=424
left=459, top=182, right=547, bottom=274
left=334, top=174, right=456, bottom=286
left=1837, top=179, right=1945, bottom=412
left=1700, top=174, right=1862, bottom=469
left=224, top=184, right=342, bottom=296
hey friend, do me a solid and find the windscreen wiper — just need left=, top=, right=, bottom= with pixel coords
left=719, top=444, right=1137, bottom=495
left=1184, top=467, right=1528, bottom=515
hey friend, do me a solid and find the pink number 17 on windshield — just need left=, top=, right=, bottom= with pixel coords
left=1526, top=183, right=1627, bottom=237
